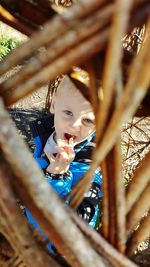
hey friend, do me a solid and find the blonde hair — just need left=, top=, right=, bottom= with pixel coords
left=45, top=70, right=92, bottom=112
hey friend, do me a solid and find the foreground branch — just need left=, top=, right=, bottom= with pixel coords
left=71, top=213, right=138, bottom=267
left=0, top=156, right=59, bottom=267
left=126, top=151, right=150, bottom=213
left=126, top=212, right=150, bottom=256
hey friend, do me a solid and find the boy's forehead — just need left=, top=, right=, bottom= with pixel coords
left=55, top=75, right=93, bottom=112
left=55, top=76, right=94, bottom=115
left=57, top=75, right=77, bottom=95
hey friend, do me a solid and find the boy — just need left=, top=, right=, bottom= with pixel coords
left=26, top=73, right=102, bottom=252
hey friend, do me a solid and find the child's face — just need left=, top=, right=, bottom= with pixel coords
left=50, top=77, right=95, bottom=146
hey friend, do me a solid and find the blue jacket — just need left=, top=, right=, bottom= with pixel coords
left=26, top=115, right=102, bottom=252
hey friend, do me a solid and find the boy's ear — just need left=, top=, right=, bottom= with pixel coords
left=50, top=98, right=55, bottom=114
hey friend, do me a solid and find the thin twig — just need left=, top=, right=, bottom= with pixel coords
left=96, top=0, right=133, bottom=140
left=122, top=117, right=145, bottom=132
left=133, top=124, right=150, bottom=140
left=126, top=212, right=150, bottom=256
left=126, top=183, right=150, bottom=235
left=0, top=5, right=34, bottom=36
left=106, top=142, right=126, bottom=253
left=113, top=142, right=126, bottom=253
left=126, top=150, right=150, bottom=213
left=101, top=159, right=109, bottom=239
left=124, top=142, right=150, bottom=162
left=125, top=118, right=134, bottom=159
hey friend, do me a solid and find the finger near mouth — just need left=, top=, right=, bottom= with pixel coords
left=64, top=133, right=76, bottom=141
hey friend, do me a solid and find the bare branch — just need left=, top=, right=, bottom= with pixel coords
left=126, top=150, right=150, bottom=213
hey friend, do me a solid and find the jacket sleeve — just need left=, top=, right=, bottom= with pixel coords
left=69, top=162, right=102, bottom=228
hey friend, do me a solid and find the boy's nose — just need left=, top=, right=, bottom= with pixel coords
left=70, top=120, right=81, bottom=131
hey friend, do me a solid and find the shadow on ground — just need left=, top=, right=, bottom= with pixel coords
left=9, top=108, right=48, bottom=152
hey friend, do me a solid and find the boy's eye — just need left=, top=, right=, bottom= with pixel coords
left=64, top=110, right=73, bottom=116
left=83, top=118, right=95, bottom=127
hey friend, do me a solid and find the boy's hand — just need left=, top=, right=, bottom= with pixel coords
left=45, top=138, right=75, bottom=174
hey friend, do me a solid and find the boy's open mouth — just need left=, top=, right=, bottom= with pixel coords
left=64, top=133, right=76, bottom=141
